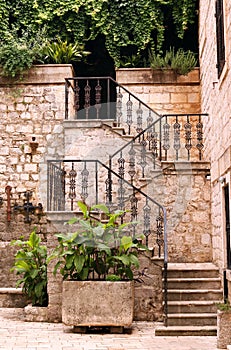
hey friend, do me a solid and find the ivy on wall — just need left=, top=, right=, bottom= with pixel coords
left=0, top=0, right=198, bottom=73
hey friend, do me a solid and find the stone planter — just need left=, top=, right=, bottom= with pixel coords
left=62, top=280, right=134, bottom=328
left=217, top=309, right=231, bottom=348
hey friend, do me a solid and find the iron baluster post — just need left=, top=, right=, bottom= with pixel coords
left=196, top=114, right=204, bottom=160
left=159, top=116, right=162, bottom=161
left=69, top=162, right=77, bottom=211
left=163, top=260, right=168, bottom=327
left=173, top=115, right=181, bottom=161
left=65, top=80, right=69, bottom=120
left=84, top=80, right=91, bottom=119
left=184, top=114, right=192, bottom=160
left=95, top=161, right=98, bottom=204
left=81, top=161, right=89, bottom=203
left=106, top=157, right=113, bottom=204
left=107, top=78, right=110, bottom=118
left=163, top=206, right=168, bottom=327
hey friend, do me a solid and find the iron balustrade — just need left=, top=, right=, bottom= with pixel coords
left=61, top=78, right=208, bottom=327
left=109, top=113, right=207, bottom=190
left=65, top=76, right=160, bottom=136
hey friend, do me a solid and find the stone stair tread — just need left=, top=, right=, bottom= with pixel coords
left=168, top=288, right=223, bottom=293
left=0, top=288, right=23, bottom=294
left=168, top=313, right=217, bottom=318
left=167, top=262, right=219, bottom=270
left=167, top=277, right=221, bottom=281
left=168, top=300, right=220, bottom=305
left=155, top=325, right=217, bottom=336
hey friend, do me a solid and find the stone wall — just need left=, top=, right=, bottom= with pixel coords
left=0, top=64, right=73, bottom=288
left=116, top=68, right=201, bottom=115
left=199, top=0, right=231, bottom=293
left=0, top=64, right=213, bottom=322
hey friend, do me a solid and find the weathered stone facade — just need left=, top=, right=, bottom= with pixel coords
left=0, top=64, right=213, bottom=322
left=199, top=1, right=231, bottom=299
left=116, top=68, right=201, bottom=114
left=0, top=65, right=73, bottom=288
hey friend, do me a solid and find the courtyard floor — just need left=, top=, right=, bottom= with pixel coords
left=0, top=308, right=219, bottom=350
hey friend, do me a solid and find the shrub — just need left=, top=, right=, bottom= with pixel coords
left=11, top=229, right=48, bottom=306
left=149, top=47, right=197, bottom=75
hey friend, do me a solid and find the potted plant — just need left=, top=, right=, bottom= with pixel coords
left=50, top=201, right=145, bottom=331
left=10, top=229, right=48, bottom=308
left=217, top=300, right=231, bottom=349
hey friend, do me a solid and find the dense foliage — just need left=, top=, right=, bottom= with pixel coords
left=0, top=0, right=198, bottom=75
left=11, top=230, right=48, bottom=306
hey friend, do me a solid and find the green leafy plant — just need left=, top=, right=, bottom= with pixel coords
left=11, top=229, right=48, bottom=306
left=50, top=201, right=146, bottom=281
left=0, top=0, right=198, bottom=69
left=149, top=47, right=197, bottom=75
left=42, top=38, right=90, bottom=64
left=0, top=28, right=46, bottom=77
left=217, top=300, right=231, bottom=311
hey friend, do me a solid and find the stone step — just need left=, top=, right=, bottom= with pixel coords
left=0, top=288, right=29, bottom=308
left=155, top=325, right=217, bottom=336
left=167, top=277, right=221, bottom=290
left=167, top=300, right=220, bottom=314
left=167, top=289, right=223, bottom=301
left=167, top=263, right=219, bottom=278
left=167, top=313, right=217, bottom=326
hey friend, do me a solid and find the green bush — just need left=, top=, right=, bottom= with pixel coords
left=149, top=47, right=197, bottom=75
left=50, top=201, right=146, bottom=281
left=11, top=230, right=48, bottom=306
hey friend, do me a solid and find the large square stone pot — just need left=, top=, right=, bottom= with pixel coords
left=62, top=280, right=134, bottom=327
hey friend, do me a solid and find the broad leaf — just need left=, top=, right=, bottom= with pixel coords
left=74, top=255, right=85, bottom=273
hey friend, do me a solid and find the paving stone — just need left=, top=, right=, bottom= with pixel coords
left=0, top=308, right=221, bottom=350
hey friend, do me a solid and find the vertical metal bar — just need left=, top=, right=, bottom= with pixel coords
left=107, top=78, right=110, bottom=118
left=159, top=117, right=162, bottom=161
left=65, top=80, right=69, bottom=120
left=95, top=161, right=98, bottom=204
left=47, top=162, right=50, bottom=211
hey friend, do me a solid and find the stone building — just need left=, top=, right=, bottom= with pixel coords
left=199, top=0, right=231, bottom=301
left=0, top=0, right=230, bottom=338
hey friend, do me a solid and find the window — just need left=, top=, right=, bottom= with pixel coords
left=215, top=0, right=225, bottom=78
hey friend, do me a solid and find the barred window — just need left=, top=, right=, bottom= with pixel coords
left=215, top=0, right=225, bottom=78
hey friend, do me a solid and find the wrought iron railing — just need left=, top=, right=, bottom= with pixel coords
left=61, top=77, right=208, bottom=327
left=109, top=113, right=207, bottom=186
left=65, top=76, right=160, bottom=136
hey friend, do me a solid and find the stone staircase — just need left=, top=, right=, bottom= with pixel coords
left=156, top=262, right=223, bottom=336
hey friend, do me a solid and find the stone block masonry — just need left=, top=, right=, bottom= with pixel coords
left=116, top=68, right=201, bottom=115
left=0, top=65, right=73, bottom=289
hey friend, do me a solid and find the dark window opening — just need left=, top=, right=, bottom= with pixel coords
left=216, top=0, right=225, bottom=78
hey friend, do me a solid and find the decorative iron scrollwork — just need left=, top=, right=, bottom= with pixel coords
left=128, top=143, right=136, bottom=183
left=136, top=103, right=143, bottom=134
left=173, top=117, right=181, bottom=160
left=74, top=81, right=80, bottom=118
left=116, top=88, right=123, bottom=126
left=139, top=138, right=147, bottom=178
left=196, top=117, right=204, bottom=160
left=95, top=80, right=102, bottom=119
left=184, top=116, right=192, bottom=159
left=126, top=98, right=133, bottom=134
left=84, top=80, right=91, bottom=119
left=69, top=163, right=77, bottom=210
left=81, top=163, right=89, bottom=202
left=143, top=199, right=151, bottom=245
left=163, top=118, right=170, bottom=160
left=156, top=212, right=164, bottom=257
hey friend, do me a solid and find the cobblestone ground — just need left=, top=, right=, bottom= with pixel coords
left=0, top=309, right=218, bottom=350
